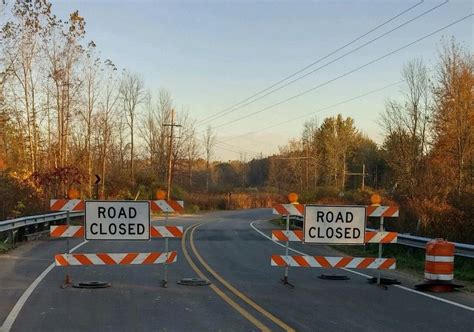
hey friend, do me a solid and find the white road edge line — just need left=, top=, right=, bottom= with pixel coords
left=0, top=240, right=88, bottom=332
left=250, top=220, right=474, bottom=312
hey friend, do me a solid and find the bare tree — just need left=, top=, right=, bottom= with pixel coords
left=119, top=71, right=144, bottom=189
left=44, top=10, right=86, bottom=169
left=203, top=125, right=216, bottom=192
left=97, top=59, right=118, bottom=197
left=139, top=92, right=157, bottom=169
left=1, top=0, right=49, bottom=172
left=186, top=127, right=200, bottom=188
left=80, top=42, right=100, bottom=195
left=380, top=58, right=432, bottom=197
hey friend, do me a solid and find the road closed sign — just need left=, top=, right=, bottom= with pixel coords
left=304, top=205, right=366, bottom=244
left=85, top=201, right=150, bottom=241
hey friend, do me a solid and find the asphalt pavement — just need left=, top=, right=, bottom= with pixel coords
left=0, top=209, right=473, bottom=331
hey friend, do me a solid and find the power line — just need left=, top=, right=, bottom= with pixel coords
left=197, top=0, right=447, bottom=128
left=221, top=80, right=404, bottom=144
left=214, top=142, right=262, bottom=158
left=210, top=13, right=472, bottom=130
left=195, top=1, right=444, bottom=153
left=195, top=0, right=425, bottom=127
left=275, top=156, right=338, bottom=172
left=195, top=136, right=263, bottom=158
left=215, top=140, right=262, bottom=156
left=195, top=0, right=424, bottom=126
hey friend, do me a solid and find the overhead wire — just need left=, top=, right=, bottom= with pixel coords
left=210, top=13, right=472, bottom=130
left=221, top=80, right=405, bottom=144
left=198, top=1, right=449, bottom=156
left=197, top=0, right=447, bottom=127
left=195, top=0, right=425, bottom=126
left=195, top=136, right=262, bottom=158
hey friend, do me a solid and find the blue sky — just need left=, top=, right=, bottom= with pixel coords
left=52, top=0, right=473, bottom=160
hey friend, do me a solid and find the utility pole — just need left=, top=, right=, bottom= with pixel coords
left=362, top=163, right=366, bottom=191
left=341, top=153, right=346, bottom=193
left=346, top=164, right=369, bottom=191
left=163, top=109, right=181, bottom=200
left=305, top=142, right=309, bottom=190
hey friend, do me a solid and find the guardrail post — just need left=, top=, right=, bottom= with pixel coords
left=8, top=226, right=14, bottom=246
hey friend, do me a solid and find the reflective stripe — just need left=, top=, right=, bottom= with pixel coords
left=364, top=231, right=398, bottom=243
left=425, top=255, right=454, bottom=263
left=150, top=200, right=184, bottom=213
left=55, top=252, right=176, bottom=266
left=272, top=204, right=304, bottom=216
left=424, top=272, right=453, bottom=281
left=271, top=230, right=303, bottom=242
left=50, top=225, right=84, bottom=238
left=270, top=255, right=396, bottom=269
left=425, top=261, right=454, bottom=274
left=151, top=226, right=184, bottom=238
left=50, top=199, right=84, bottom=211
left=366, top=206, right=399, bottom=217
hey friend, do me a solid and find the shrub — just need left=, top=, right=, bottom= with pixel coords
left=0, top=171, right=44, bottom=219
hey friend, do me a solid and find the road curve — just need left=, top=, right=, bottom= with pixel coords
left=0, top=209, right=472, bottom=331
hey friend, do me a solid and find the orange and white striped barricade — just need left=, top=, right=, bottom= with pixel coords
left=51, top=200, right=186, bottom=288
left=150, top=200, right=185, bottom=287
left=272, top=203, right=305, bottom=286
left=415, top=239, right=463, bottom=292
left=272, top=230, right=304, bottom=242
left=366, top=206, right=399, bottom=218
left=50, top=225, right=184, bottom=239
left=50, top=199, right=85, bottom=212
left=272, top=203, right=304, bottom=217
left=50, top=199, right=85, bottom=286
left=364, top=231, right=397, bottom=243
left=270, top=203, right=401, bottom=286
left=51, top=225, right=85, bottom=238
left=150, top=200, right=184, bottom=213
left=271, top=255, right=396, bottom=269
left=366, top=205, right=399, bottom=285
left=151, top=226, right=183, bottom=238
left=55, top=251, right=177, bottom=266
left=272, top=230, right=398, bottom=244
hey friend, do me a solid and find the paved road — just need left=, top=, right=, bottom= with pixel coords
left=0, top=209, right=473, bottom=331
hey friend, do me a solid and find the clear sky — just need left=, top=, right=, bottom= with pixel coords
left=52, top=0, right=473, bottom=161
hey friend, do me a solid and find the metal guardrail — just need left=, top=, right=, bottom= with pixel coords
left=286, top=215, right=474, bottom=259
left=1, top=212, right=472, bottom=258
left=0, top=211, right=84, bottom=244
left=371, top=229, right=474, bottom=259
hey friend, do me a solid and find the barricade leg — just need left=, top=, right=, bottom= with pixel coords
left=281, top=215, right=294, bottom=288
left=61, top=210, right=73, bottom=288
left=377, top=216, right=384, bottom=285
left=162, top=212, right=169, bottom=288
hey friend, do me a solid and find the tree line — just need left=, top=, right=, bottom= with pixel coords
left=0, top=1, right=215, bottom=213
left=1, top=1, right=472, bottom=242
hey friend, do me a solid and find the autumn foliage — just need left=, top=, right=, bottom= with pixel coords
left=0, top=2, right=472, bottom=243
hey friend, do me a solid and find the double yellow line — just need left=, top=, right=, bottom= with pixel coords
left=181, top=221, right=295, bottom=332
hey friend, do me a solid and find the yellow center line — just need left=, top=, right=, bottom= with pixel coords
left=190, top=221, right=296, bottom=332
left=181, top=222, right=271, bottom=332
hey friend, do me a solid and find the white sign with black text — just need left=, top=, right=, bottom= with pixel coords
left=85, top=201, right=150, bottom=241
left=304, top=205, right=366, bottom=244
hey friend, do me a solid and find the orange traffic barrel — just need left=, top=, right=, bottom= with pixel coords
left=425, top=239, right=454, bottom=281
left=416, top=239, right=463, bottom=292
